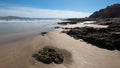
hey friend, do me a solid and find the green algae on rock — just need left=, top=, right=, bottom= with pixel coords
left=32, top=47, right=64, bottom=64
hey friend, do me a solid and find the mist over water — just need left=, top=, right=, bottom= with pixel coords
left=0, top=19, right=61, bottom=35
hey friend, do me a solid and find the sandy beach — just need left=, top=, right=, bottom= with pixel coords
left=0, top=22, right=120, bottom=68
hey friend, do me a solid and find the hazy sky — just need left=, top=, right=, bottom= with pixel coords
left=0, top=0, right=119, bottom=18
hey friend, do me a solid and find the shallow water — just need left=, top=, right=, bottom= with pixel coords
left=0, top=19, right=60, bottom=44
left=0, top=20, right=60, bottom=35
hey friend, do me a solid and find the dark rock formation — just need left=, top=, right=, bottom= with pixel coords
left=64, top=23, right=120, bottom=51
left=54, top=26, right=60, bottom=29
left=58, top=21, right=77, bottom=25
left=66, top=18, right=98, bottom=22
left=89, top=4, right=120, bottom=18
left=32, top=47, right=64, bottom=64
left=94, top=18, right=120, bottom=25
left=41, top=32, right=47, bottom=36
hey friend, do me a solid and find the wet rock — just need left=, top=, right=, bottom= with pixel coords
left=58, top=22, right=77, bottom=25
left=65, top=24, right=120, bottom=51
left=54, top=53, right=64, bottom=64
left=54, top=26, right=60, bottom=29
left=41, top=32, right=47, bottom=36
left=113, top=39, right=120, bottom=50
left=32, top=47, right=64, bottom=64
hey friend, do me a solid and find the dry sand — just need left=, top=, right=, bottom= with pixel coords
left=0, top=22, right=120, bottom=68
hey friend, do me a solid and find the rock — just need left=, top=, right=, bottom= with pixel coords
left=64, top=23, right=120, bottom=51
left=41, top=32, right=47, bottom=36
left=54, top=54, right=64, bottom=64
left=98, top=28, right=108, bottom=33
left=54, top=26, right=60, bottom=29
left=66, top=18, right=98, bottom=22
left=37, top=55, right=53, bottom=64
left=111, top=32, right=120, bottom=39
left=58, top=22, right=77, bottom=25
left=32, top=47, right=64, bottom=64
left=113, top=39, right=120, bottom=50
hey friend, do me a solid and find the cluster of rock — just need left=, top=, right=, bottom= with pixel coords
left=32, top=47, right=64, bottom=64
left=64, top=24, right=120, bottom=51
left=66, top=18, right=98, bottom=22
left=58, top=18, right=98, bottom=25
left=57, top=3, right=120, bottom=51
left=96, top=18, right=120, bottom=25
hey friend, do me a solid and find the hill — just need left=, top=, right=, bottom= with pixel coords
left=0, top=16, right=29, bottom=20
left=89, top=4, right=120, bottom=18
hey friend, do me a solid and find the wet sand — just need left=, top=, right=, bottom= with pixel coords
left=0, top=22, right=120, bottom=68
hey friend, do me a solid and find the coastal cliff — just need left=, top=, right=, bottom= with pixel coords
left=89, top=4, right=120, bottom=18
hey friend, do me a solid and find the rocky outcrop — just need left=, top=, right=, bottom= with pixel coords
left=58, top=21, right=77, bottom=25
left=64, top=23, right=120, bottom=51
left=89, top=4, right=120, bottom=18
left=66, top=18, right=98, bottom=22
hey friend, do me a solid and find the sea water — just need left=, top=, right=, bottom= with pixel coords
left=0, top=19, right=61, bottom=44
left=0, top=19, right=61, bottom=35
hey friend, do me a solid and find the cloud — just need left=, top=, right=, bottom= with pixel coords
left=0, top=6, right=91, bottom=18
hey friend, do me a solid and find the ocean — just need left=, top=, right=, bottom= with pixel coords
left=0, top=18, right=61, bottom=44
left=0, top=18, right=61, bottom=35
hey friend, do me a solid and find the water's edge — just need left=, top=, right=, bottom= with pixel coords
left=0, top=19, right=61, bottom=45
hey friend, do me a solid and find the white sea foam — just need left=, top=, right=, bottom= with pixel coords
left=0, top=19, right=62, bottom=23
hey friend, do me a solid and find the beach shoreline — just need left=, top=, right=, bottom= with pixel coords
left=0, top=21, right=120, bottom=68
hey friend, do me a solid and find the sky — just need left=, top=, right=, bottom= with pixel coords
left=0, top=0, right=119, bottom=18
